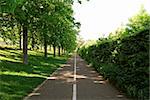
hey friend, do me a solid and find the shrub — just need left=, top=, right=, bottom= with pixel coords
left=78, top=29, right=149, bottom=99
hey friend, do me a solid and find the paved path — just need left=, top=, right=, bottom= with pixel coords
left=24, top=55, right=128, bottom=100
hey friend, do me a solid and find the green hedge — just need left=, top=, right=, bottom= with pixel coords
left=78, top=29, right=149, bottom=99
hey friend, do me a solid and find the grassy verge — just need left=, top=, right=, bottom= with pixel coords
left=0, top=49, right=68, bottom=100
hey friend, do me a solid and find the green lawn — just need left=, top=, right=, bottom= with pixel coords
left=0, top=49, right=68, bottom=100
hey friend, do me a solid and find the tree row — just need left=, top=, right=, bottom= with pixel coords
left=0, top=0, right=80, bottom=64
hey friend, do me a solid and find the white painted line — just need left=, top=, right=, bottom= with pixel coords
left=73, top=84, right=77, bottom=100
left=72, top=53, right=77, bottom=100
left=74, top=53, right=77, bottom=81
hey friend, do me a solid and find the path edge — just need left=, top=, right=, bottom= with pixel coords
left=23, top=64, right=65, bottom=100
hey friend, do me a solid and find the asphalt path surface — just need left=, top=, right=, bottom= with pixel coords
left=24, top=54, right=128, bottom=100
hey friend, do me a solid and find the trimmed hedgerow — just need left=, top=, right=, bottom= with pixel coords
left=78, top=29, right=149, bottom=100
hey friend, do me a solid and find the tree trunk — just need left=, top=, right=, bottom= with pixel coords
left=49, top=45, right=51, bottom=51
left=23, top=24, right=28, bottom=64
left=40, top=44, right=43, bottom=50
left=31, top=33, right=35, bottom=50
left=19, top=33, right=22, bottom=50
left=64, top=49, right=66, bottom=55
left=44, top=36, right=47, bottom=58
left=58, top=46, right=61, bottom=56
left=19, top=25, right=22, bottom=50
left=62, top=47, right=64, bottom=55
left=53, top=45, right=56, bottom=57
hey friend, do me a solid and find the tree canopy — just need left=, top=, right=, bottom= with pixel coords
left=0, top=0, right=80, bottom=64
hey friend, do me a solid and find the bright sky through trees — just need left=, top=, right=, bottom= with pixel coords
left=73, top=0, right=150, bottom=40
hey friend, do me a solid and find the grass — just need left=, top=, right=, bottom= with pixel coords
left=0, top=49, right=68, bottom=100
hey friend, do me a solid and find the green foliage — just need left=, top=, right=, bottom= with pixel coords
left=114, top=30, right=149, bottom=99
left=0, top=0, right=78, bottom=59
left=78, top=8, right=150, bottom=99
left=127, top=6, right=150, bottom=34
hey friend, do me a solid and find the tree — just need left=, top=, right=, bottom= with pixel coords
left=127, top=6, right=150, bottom=34
left=0, top=0, right=79, bottom=63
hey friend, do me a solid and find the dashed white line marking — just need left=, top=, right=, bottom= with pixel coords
left=72, top=53, right=77, bottom=100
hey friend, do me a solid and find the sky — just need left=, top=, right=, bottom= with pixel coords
left=73, top=0, right=150, bottom=40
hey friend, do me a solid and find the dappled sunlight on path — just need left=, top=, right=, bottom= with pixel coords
left=25, top=55, right=129, bottom=100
